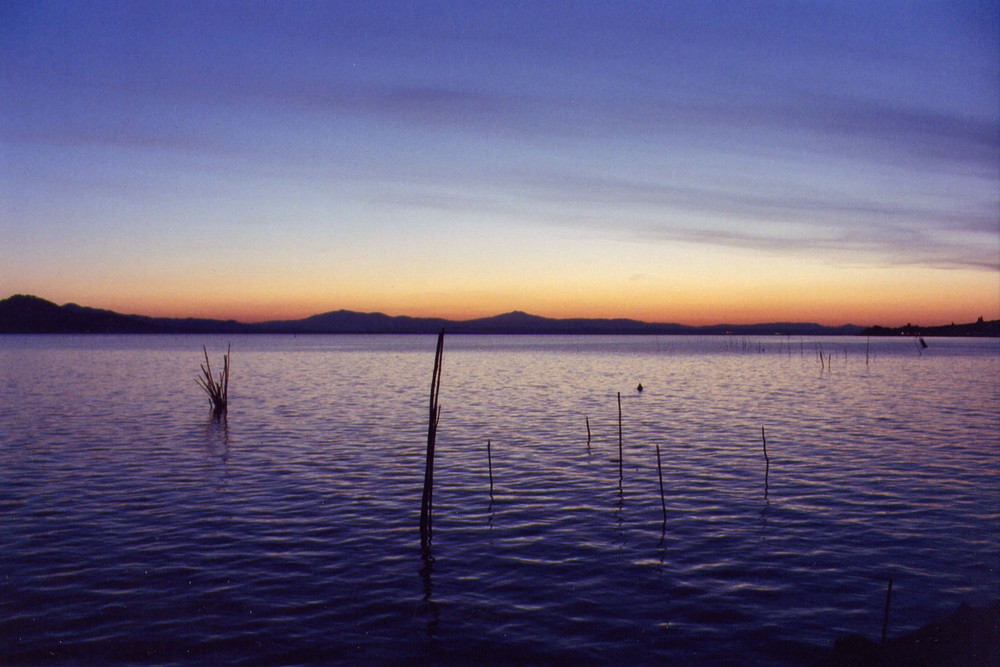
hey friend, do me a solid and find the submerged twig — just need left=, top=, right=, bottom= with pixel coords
left=881, top=578, right=894, bottom=644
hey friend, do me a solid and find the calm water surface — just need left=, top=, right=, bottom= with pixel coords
left=1, top=335, right=997, bottom=665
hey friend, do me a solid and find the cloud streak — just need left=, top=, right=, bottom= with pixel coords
left=371, top=168, right=999, bottom=271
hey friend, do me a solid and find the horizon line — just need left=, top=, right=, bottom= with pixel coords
left=6, top=293, right=994, bottom=331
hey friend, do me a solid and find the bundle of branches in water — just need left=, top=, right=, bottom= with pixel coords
left=197, top=343, right=230, bottom=416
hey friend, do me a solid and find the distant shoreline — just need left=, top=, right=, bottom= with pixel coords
left=1, top=294, right=997, bottom=337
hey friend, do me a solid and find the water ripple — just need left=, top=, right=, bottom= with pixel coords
left=0, top=335, right=996, bottom=664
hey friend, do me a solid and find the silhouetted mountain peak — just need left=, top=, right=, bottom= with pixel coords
left=0, top=294, right=161, bottom=333
left=5, top=294, right=57, bottom=308
left=481, top=311, right=546, bottom=323
left=8, top=293, right=977, bottom=337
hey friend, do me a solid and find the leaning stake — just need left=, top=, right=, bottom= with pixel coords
left=420, top=331, right=445, bottom=548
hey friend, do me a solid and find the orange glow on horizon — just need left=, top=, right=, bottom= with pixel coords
left=57, top=282, right=999, bottom=329
left=18, top=256, right=997, bottom=328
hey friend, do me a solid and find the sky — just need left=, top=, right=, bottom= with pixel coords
left=2, top=0, right=998, bottom=326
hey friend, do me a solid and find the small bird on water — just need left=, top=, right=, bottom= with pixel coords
left=636, top=383, right=644, bottom=393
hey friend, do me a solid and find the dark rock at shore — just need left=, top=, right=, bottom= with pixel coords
left=815, top=601, right=1000, bottom=666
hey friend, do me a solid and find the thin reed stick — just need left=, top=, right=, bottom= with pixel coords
left=420, top=331, right=444, bottom=548
left=487, top=439, right=494, bottom=496
left=586, top=416, right=591, bottom=452
left=655, top=443, right=667, bottom=521
left=617, top=392, right=623, bottom=478
left=761, top=425, right=770, bottom=496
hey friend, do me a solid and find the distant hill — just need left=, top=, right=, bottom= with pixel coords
left=0, top=295, right=248, bottom=334
left=0, top=295, right=164, bottom=333
left=862, top=318, right=999, bottom=337
left=257, top=309, right=450, bottom=334
left=0, top=293, right=903, bottom=336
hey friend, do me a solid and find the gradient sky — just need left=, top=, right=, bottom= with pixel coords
left=3, top=1, right=998, bottom=325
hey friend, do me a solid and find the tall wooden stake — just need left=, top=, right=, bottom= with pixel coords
left=420, top=331, right=444, bottom=548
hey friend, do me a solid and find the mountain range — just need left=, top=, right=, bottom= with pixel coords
left=0, top=294, right=993, bottom=336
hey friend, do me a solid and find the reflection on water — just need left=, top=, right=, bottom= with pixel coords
left=0, top=334, right=997, bottom=665
left=202, top=416, right=230, bottom=491
left=419, top=545, right=439, bottom=652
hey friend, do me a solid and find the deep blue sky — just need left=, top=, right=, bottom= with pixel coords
left=3, top=1, right=998, bottom=324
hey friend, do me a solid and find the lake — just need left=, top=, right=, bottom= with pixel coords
left=1, top=334, right=997, bottom=665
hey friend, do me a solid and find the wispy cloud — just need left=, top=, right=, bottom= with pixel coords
left=371, top=168, right=998, bottom=271
left=637, top=222, right=999, bottom=272
left=704, top=93, right=999, bottom=174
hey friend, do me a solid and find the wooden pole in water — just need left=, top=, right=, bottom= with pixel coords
left=655, top=443, right=667, bottom=521
left=487, top=439, right=494, bottom=496
left=420, top=331, right=445, bottom=548
left=617, top=392, right=623, bottom=478
left=761, top=426, right=770, bottom=496
left=586, top=416, right=591, bottom=452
